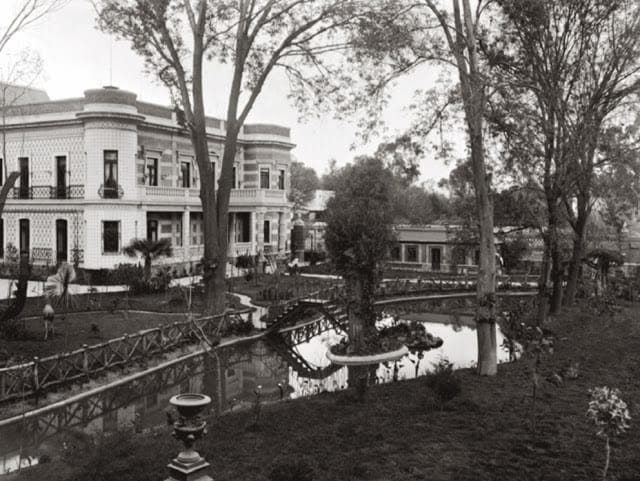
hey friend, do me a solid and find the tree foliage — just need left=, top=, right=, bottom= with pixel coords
left=487, top=0, right=640, bottom=310
left=324, top=157, right=396, bottom=350
left=95, top=0, right=386, bottom=314
left=325, top=157, right=395, bottom=280
left=288, top=160, right=319, bottom=211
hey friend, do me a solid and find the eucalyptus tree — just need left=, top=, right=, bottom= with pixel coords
left=487, top=0, right=640, bottom=313
left=95, top=0, right=383, bottom=314
left=350, top=0, right=499, bottom=375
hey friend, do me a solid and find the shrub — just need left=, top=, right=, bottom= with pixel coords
left=304, top=250, right=326, bottom=266
left=268, top=457, right=315, bottom=481
left=236, top=254, right=255, bottom=270
left=109, top=264, right=172, bottom=295
left=110, top=264, right=144, bottom=286
left=425, top=358, right=461, bottom=409
left=5, top=243, right=18, bottom=264
left=587, top=386, right=632, bottom=480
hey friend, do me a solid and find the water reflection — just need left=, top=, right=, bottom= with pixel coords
left=0, top=312, right=508, bottom=475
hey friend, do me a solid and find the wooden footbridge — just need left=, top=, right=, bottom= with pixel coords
left=264, top=284, right=537, bottom=338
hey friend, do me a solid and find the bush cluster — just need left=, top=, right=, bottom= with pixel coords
left=425, top=358, right=461, bottom=408
left=109, top=264, right=172, bottom=295
left=304, top=250, right=326, bottom=266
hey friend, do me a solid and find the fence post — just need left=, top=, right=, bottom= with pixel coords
left=82, top=344, right=89, bottom=377
left=32, top=357, right=39, bottom=393
left=158, top=324, right=165, bottom=353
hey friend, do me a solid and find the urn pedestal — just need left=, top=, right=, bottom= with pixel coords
left=165, top=393, right=213, bottom=481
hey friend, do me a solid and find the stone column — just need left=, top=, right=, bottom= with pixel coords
left=249, top=211, right=256, bottom=255
left=256, top=209, right=265, bottom=254
left=277, top=211, right=287, bottom=253
left=182, top=210, right=191, bottom=262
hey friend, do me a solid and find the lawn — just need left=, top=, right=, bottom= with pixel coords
left=0, top=287, right=248, bottom=364
left=0, top=311, right=190, bottom=362
left=10, top=300, right=640, bottom=481
left=0, top=272, right=333, bottom=364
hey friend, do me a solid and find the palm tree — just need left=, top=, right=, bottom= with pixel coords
left=123, top=238, right=173, bottom=280
left=44, top=262, right=77, bottom=309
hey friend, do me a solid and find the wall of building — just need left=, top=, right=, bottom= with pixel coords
left=2, top=125, right=84, bottom=187
left=84, top=205, right=145, bottom=269
left=1, top=86, right=294, bottom=271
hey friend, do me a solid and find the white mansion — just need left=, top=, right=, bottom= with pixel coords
left=0, top=86, right=294, bottom=271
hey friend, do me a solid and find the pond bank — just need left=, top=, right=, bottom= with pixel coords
left=9, top=300, right=640, bottom=481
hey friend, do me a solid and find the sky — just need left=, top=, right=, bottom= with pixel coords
left=3, top=0, right=454, bottom=184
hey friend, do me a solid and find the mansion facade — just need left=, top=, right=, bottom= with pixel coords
left=0, top=86, right=293, bottom=271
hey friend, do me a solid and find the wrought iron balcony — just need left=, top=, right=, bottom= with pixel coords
left=99, top=183, right=124, bottom=199
left=12, top=185, right=85, bottom=200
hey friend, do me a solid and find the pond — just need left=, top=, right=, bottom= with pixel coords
left=0, top=311, right=510, bottom=475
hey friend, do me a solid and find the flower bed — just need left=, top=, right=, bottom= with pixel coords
left=327, top=321, right=443, bottom=365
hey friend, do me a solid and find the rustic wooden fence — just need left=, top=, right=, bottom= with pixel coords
left=0, top=309, right=252, bottom=404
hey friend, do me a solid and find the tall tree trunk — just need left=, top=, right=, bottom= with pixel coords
left=550, top=244, right=563, bottom=313
left=0, top=255, right=30, bottom=324
left=565, top=203, right=589, bottom=306
left=347, top=276, right=376, bottom=353
left=471, top=129, right=497, bottom=376
left=452, top=0, right=497, bottom=375
left=537, top=231, right=551, bottom=326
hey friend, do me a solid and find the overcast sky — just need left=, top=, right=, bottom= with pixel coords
left=4, top=0, right=453, bottom=183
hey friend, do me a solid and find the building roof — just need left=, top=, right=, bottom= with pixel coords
left=0, top=85, right=292, bottom=145
left=0, top=83, right=49, bottom=106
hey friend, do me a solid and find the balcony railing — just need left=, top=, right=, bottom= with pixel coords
left=12, top=185, right=85, bottom=200
left=138, top=186, right=287, bottom=205
left=189, top=245, right=204, bottom=258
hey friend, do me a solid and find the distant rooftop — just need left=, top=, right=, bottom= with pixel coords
left=0, top=83, right=49, bottom=106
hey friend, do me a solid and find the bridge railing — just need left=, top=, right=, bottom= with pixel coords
left=0, top=308, right=253, bottom=404
left=377, top=273, right=537, bottom=297
left=263, top=285, right=348, bottom=325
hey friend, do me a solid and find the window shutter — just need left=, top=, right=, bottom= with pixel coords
left=161, top=150, right=174, bottom=186
left=193, top=162, right=200, bottom=189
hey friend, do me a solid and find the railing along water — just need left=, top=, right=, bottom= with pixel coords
left=0, top=309, right=252, bottom=404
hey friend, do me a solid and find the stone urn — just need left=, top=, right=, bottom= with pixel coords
left=166, top=393, right=213, bottom=481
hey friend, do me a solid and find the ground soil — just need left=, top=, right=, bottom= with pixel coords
left=9, top=300, right=640, bottom=481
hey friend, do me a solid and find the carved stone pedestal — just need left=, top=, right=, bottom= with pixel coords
left=165, top=393, right=213, bottom=481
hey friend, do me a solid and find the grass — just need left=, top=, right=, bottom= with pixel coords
left=0, top=289, right=247, bottom=364
left=0, top=311, right=190, bottom=361
left=10, top=300, right=640, bottom=481
left=0, top=270, right=331, bottom=366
